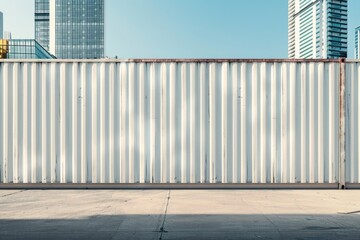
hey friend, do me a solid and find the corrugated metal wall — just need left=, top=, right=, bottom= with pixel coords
left=0, top=60, right=342, bottom=184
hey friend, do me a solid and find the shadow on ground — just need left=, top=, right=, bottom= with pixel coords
left=1, top=214, right=360, bottom=240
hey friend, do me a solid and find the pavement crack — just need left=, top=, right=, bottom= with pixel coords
left=0, top=190, right=25, bottom=198
left=158, top=190, right=171, bottom=240
left=262, top=214, right=282, bottom=238
left=339, top=210, right=360, bottom=215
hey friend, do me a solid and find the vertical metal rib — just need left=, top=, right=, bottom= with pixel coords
left=221, top=63, right=228, bottom=183
left=181, top=63, right=187, bottom=183
left=281, top=64, right=288, bottom=183
left=190, top=63, right=196, bottom=183
left=232, top=63, right=239, bottom=183
left=41, top=64, right=47, bottom=183
left=271, top=63, right=278, bottom=183
left=72, top=63, right=78, bottom=183
left=80, top=63, right=87, bottom=183
left=289, top=63, right=296, bottom=183
left=260, top=63, right=267, bottom=183
left=300, top=63, right=307, bottom=183
left=169, top=63, right=176, bottom=183
left=31, top=64, right=37, bottom=183
left=309, top=63, right=315, bottom=183
left=128, top=63, right=135, bottom=183
left=252, top=63, right=258, bottom=183
left=3, top=64, right=9, bottom=183
left=240, top=63, right=247, bottom=183
left=318, top=63, right=324, bottom=183
left=13, top=64, right=19, bottom=183
left=91, top=64, right=98, bottom=183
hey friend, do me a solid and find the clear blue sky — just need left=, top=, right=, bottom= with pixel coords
left=0, top=0, right=360, bottom=58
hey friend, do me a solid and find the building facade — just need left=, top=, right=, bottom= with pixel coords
left=3, top=31, right=11, bottom=40
left=288, top=0, right=348, bottom=59
left=0, top=11, right=3, bottom=39
left=0, top=39, right=55, bottom=59
left=35, top=0, right=104, bottom=59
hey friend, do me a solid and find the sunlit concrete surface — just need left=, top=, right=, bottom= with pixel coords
left=0, top=190, right=360, bottom=240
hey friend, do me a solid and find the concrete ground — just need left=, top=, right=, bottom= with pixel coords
left=0, top=190, right=360, bottom=240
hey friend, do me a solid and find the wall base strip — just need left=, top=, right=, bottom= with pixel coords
left=345, top=184, right=360, bottom=189
left=0, top=183, right=339, bottom=190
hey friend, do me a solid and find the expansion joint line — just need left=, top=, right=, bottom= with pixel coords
left=159, top=190, right=171, bottom=240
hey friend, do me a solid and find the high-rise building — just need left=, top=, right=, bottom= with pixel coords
left=0, top=11, right=3, bottom=39
left=288, top=0, right=348, bottom=59
left=355, top=26, right=360, bottom=59
left=35, top=0, right=50, bottom=51
left=35, top=0, right=104, bottom=59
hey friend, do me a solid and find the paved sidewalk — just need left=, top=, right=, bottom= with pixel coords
left=0, top=190, right=360, bottom=239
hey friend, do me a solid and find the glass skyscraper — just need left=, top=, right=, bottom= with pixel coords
left=35, top=0, right=104, bottom=59
left=355, top=26, right=360, bottom=59
left=0, top=11, right=3, bottom=39
left=288, top=0, right=347, bottom=59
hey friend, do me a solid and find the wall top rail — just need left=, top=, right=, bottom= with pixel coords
left=0, top=58, right=344, bottom=64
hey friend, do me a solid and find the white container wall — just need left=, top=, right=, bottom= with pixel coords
left=346, top=62, right=360, bottom=184
left=0, top=60, right=341, bottom=184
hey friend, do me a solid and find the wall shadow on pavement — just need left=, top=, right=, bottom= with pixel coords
left=0, top=213, right=360, bottom=240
